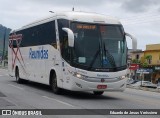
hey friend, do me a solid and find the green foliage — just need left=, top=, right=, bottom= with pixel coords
left=140, top=62, right=148, bottom=68
left=132, top=59, right=140, bottom=64
left=131, top=57, right=149, bottom=68
left=145, top=55, right=152, bottom=60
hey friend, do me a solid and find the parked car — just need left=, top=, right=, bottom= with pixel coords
left=131, top=81, right=157, bottom=88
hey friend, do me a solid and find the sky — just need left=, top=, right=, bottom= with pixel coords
left=0, top=0, right=160, bottom=50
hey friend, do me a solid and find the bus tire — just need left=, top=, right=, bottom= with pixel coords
left=51, top=73, right=61, bottom=94
left=93, top=91, right=104, bottom=95
left=15, top=67, right=22, bottom=84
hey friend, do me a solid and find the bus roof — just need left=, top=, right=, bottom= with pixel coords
left=14, top=11, right=121, bottom=32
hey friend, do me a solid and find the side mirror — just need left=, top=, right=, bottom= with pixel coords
left=62, top=28, right=74, bottom=47
left=125, top=33, right=137, bottom=50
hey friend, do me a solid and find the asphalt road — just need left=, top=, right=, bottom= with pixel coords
left=0, top=68, right=160, bottom=118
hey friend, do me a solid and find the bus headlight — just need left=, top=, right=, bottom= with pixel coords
left=73, top=73, right=87, bottom=79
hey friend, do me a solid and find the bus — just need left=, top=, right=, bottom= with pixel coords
left=8, top=11, right=137, bottom=95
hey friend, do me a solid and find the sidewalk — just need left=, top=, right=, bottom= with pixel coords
left=127, top=85, right=160, bottom=93
left=0, top=66, right=7, bottom=69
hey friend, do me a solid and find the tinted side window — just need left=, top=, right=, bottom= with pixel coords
left=58, top=19, right=69, bottom=42
left=58, top=19, right=70, bottom=62
left=15, top=21, right=56, bottom=47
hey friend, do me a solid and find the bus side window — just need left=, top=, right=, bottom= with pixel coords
left=58, top=19, right=70, bottom=62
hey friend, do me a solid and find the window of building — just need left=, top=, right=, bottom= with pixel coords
left=136, top=54, right=139, bottom=60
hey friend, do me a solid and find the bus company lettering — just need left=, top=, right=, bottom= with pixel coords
left=29, top=47, right=48, bottom=59
left=97, top=74, right=109, bottom=78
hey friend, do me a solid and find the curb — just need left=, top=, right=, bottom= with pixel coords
left=127, top=85, right=160, bottom=93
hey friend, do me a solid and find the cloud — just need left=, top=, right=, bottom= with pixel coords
left=27, top=0, right=107, bottom=8
left=0, top=0, right=160, bottom=50
left=0, top=0, right=122, bottom=29
left=121, top=0, right=160, bottom=13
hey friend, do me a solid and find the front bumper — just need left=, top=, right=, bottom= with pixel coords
left=69, top=76, right=127, bottom=92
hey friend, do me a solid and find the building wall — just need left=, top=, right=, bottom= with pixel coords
left=146, top=44, right=160, bottom=51
left=144, top=51, right=160, bottom=65
left=131, top=52, right=144, bottom=61
left=144, top=44, right=160, bottom=66
left=145, top=44, right=160, bottom=84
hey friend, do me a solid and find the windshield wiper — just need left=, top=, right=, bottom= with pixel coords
left=88, top=45, right=101, bottom=70
left=103, top=42, right=116, bottom=68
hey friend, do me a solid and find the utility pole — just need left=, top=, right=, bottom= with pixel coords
left=2, top=27, right=6, bottom=67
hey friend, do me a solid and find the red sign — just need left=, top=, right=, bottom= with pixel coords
left=129, top=64, right=139, bottom=70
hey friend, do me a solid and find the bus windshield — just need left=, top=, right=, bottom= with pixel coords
left=70, top=22, right=127, bottom=72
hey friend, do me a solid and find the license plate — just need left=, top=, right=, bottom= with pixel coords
left=97, top=85, right=107, bottom=89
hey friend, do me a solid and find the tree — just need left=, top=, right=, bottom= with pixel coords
left=140, top=62, right=148, bottom=68
left=132, top=59, right=140, bottom=64
left=145, top=55, right=152, bottom=64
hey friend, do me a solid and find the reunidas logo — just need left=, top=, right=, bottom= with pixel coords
left=97, top=74, right=109, bottom=78
left=29, top=47, right=48, bottom=59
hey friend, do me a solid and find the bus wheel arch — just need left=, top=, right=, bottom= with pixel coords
left=49, top=69, right=61, bottom=94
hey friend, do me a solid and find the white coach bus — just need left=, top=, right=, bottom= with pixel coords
left=8, top=11, right=137, bottom=95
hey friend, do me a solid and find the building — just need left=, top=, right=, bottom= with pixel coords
left=144, top=44, right=160, bottom=66
left=130, top=49, right=144, bottom=63
left=0, top=25, right=11, bottom=60
left=128, top=44, right=160, bottom=84
left=127, top=49, right=143, bottom=79
left=143, top=44, right=160, bottom=83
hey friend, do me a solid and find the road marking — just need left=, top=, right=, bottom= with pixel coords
left=0, top=74, right=8, bottom=77
left=114, top=91, right=160, bottom=106
left=8, top=84, right=24, bottom=90
left=42, top=96, right=74, bottom=107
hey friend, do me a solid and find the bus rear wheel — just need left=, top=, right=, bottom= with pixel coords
left=15, top=67, right=22, bottom=84
left=51, top=74, right=61, bottom=94
left=93, top=91, right=104, bottom=95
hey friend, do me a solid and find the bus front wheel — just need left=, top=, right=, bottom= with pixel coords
left=51, top=74, right=61, bottom=94
left=93, top=91, right=104, bottom=95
